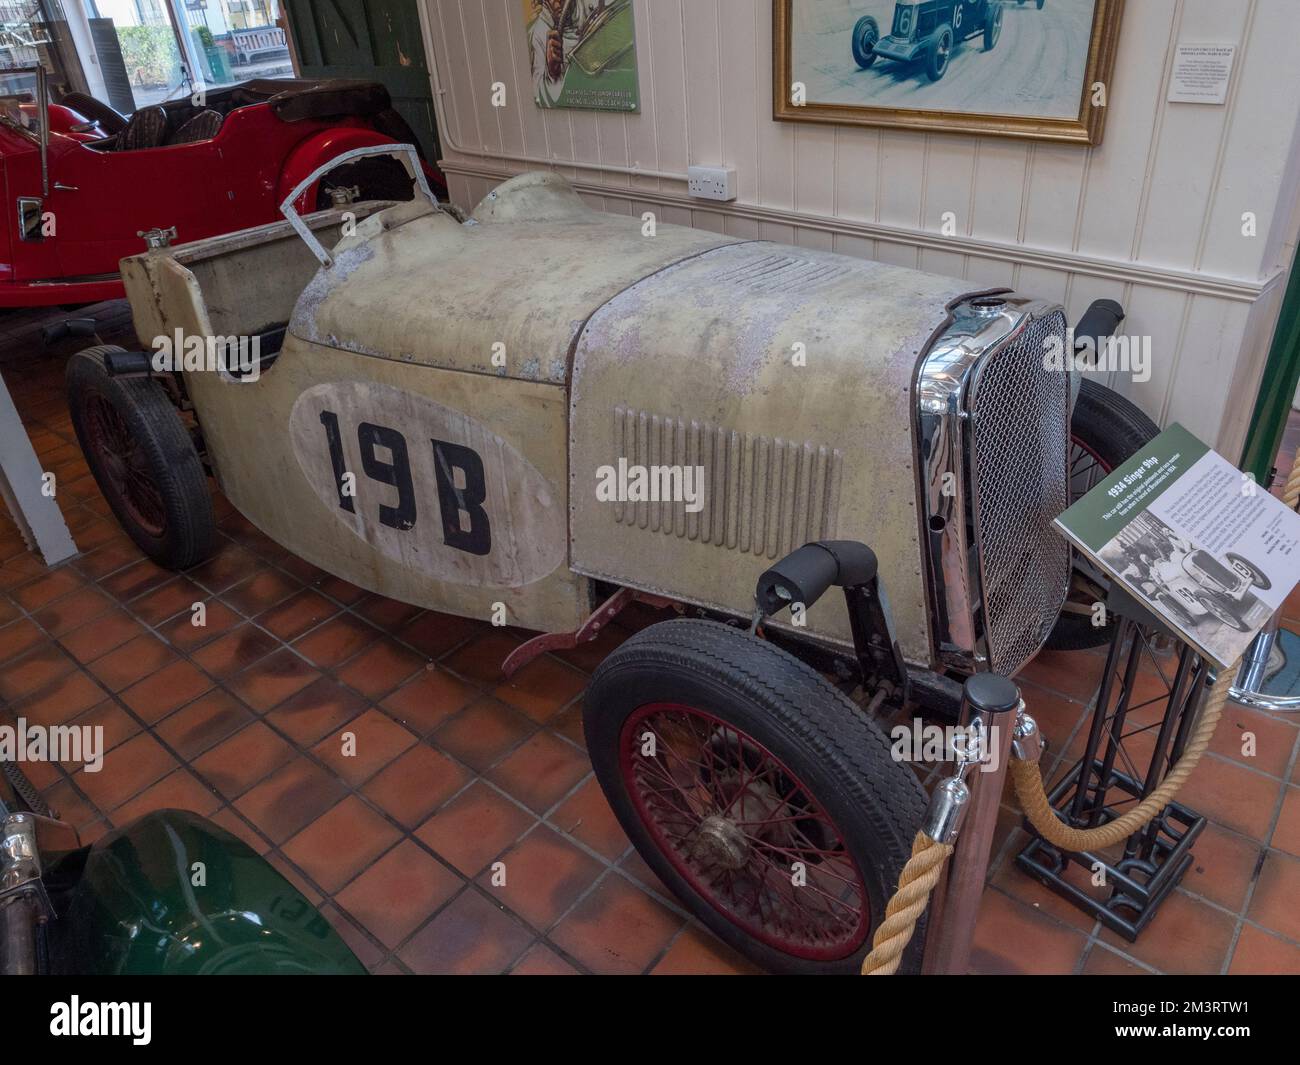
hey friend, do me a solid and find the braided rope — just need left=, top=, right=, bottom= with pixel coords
left=861, top=451, right=1298, bottom=974
left=1009, top=664, right=1231, bottom=851
left=1284, top=453, right=1300, bottom=510
left=860, top=831, right=953, bottom=975
left=1011, top=446, right=1300, bottom=850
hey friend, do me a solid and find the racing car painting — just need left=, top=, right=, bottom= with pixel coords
left=774, top=0, right=1125, bottom=144
left=0, top=67, right=443, bottom=308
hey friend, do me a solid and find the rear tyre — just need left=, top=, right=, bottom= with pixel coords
left=315, top=154, right=414, bottom=210
left=67, top=345, right=214, bottom=569
left=984, top=3, right=1003, bottom=50
left=851, top=15, right=880, bottom=68
left=1046, top=380, right=1159, bottom=651
left=583, top=618, right=927, bottom=975
left=926, top=26, right=953, bottom=81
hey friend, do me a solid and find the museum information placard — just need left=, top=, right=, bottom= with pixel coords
left=1056, top=423, right=1300, bottom=668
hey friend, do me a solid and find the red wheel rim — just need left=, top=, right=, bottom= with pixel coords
left=83, top=392, right=167, bottom=537
left=619, top=702, right=871, bottom=961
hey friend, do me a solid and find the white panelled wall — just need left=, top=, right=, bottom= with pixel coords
left=418, top=0, right=1300, bottom=458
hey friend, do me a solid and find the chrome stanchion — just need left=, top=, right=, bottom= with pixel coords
left=1229, top=610, right=1300, bottom=711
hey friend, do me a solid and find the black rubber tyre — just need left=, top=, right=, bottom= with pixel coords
left=1046, top=379, right=1160, bottom=651
left=315, top=154, right=414, bottom=210
left=851, top=15, right=879, bottom=68
left=583, top=618, right=928, bottom=975
left=926, top=26, right=953, bottom=81
left=67, top=345, right=214, bottom=569
left=1196, top=594, right=1251, bottom=632
left=984, top=3, right=1003, bottom=50
left=1154, top=591, right=1197, bottom=630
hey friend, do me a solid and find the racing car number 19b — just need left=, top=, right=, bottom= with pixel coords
left=318, top=408, right=491, bottom=556
left=289, top=380, right=566, bottom=589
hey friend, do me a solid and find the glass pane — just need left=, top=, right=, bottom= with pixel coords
left=0, top=0, right=57, bottom=97
left=179, top=0, right=292, bottom=92
left=88, top=0, right=187, bottom=109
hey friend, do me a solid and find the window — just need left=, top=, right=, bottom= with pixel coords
left=74, top=0, right=294, bottom=112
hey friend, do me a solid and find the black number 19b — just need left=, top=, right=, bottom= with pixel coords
left=317, top=408, right=491, bottom=555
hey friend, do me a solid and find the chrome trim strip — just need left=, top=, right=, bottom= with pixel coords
left=913, top=293, right=1062, bottom=672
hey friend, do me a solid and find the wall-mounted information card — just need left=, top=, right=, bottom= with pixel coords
left=1055, top=423, right=1300, bottom=669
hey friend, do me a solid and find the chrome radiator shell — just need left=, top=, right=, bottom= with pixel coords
left=914, top=295, right=1072, bottom=675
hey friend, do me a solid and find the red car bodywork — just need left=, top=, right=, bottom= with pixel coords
left=0, top=98, right=434, bottom=308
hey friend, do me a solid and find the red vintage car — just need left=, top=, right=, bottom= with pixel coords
left=0, top=69, right=443, bottom=308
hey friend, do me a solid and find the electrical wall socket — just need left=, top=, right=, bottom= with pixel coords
left=687, top=165, right=738, bottom=202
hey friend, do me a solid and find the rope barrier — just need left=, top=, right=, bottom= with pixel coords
left=1012, top=444, right=1298, bottom=849
left=860, top=831, right=953, bottom=975
left=1008, top=663, right=1231, bottom=851
left=860, top=661, right=1230, bottom=974
left=1284, top=457, right=1300, bottom=510
left=860, top=447, right=1300, bottom=973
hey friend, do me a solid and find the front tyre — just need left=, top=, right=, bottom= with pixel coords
left=926, top=26, right=954, bottom=81
left=851, top=16, right=880, bottom=68
left=67, top=345, right=214, bottom=569
left=1197, top=594, right=1251, bottom=632
left=583, top=619, right=927, bottom=975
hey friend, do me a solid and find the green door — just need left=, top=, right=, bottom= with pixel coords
left=282, top=0, right=440, bottom=161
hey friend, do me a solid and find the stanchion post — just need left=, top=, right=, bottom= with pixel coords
left=922, top=674, right=1020, bottom=975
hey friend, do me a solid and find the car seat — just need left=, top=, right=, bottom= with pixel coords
left=114, top=106, right=170, bottom=151
left=167, top=109, right=223, bottom=145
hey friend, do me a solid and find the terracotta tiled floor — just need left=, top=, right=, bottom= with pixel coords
left=1, top=301, right=1299, bottom=974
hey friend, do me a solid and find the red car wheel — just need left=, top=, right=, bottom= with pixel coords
left=620, top=701, right=872, bottom=961
left=584, top=619, right=927, bottom=974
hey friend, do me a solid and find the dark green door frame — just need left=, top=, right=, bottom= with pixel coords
left=281, top=0, right=441, bottom=162
left=1240, top=243, right=1300, bottom=484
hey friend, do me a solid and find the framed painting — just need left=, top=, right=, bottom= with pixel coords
left=774, top=0, right=1124, bottom=144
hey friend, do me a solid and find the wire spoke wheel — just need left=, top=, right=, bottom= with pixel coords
left=621, top=702, right=869, bottom=960
left=584, top=619, right=926, bottom=974
left=84, top=392, right=168, bottom=537
left=67, top=345, right=214, bottom=569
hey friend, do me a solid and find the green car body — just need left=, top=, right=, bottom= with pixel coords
left=44, top=809, right=365, bottom=975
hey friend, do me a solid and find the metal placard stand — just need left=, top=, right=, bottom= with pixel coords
left=1015, top=586, right=1210, bottom=941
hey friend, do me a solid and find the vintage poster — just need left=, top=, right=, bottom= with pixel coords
left=525, top=0, right=640, bottom=112
left=776, top=0, right=1124, bottom=145
left=1056, top=424, right=1300, bottom=669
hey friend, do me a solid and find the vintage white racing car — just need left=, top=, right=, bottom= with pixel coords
left=67, top=147, right=1154, bottom=973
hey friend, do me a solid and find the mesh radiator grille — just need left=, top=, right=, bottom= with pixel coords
left=967, top=311, right=1072, bottom=675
